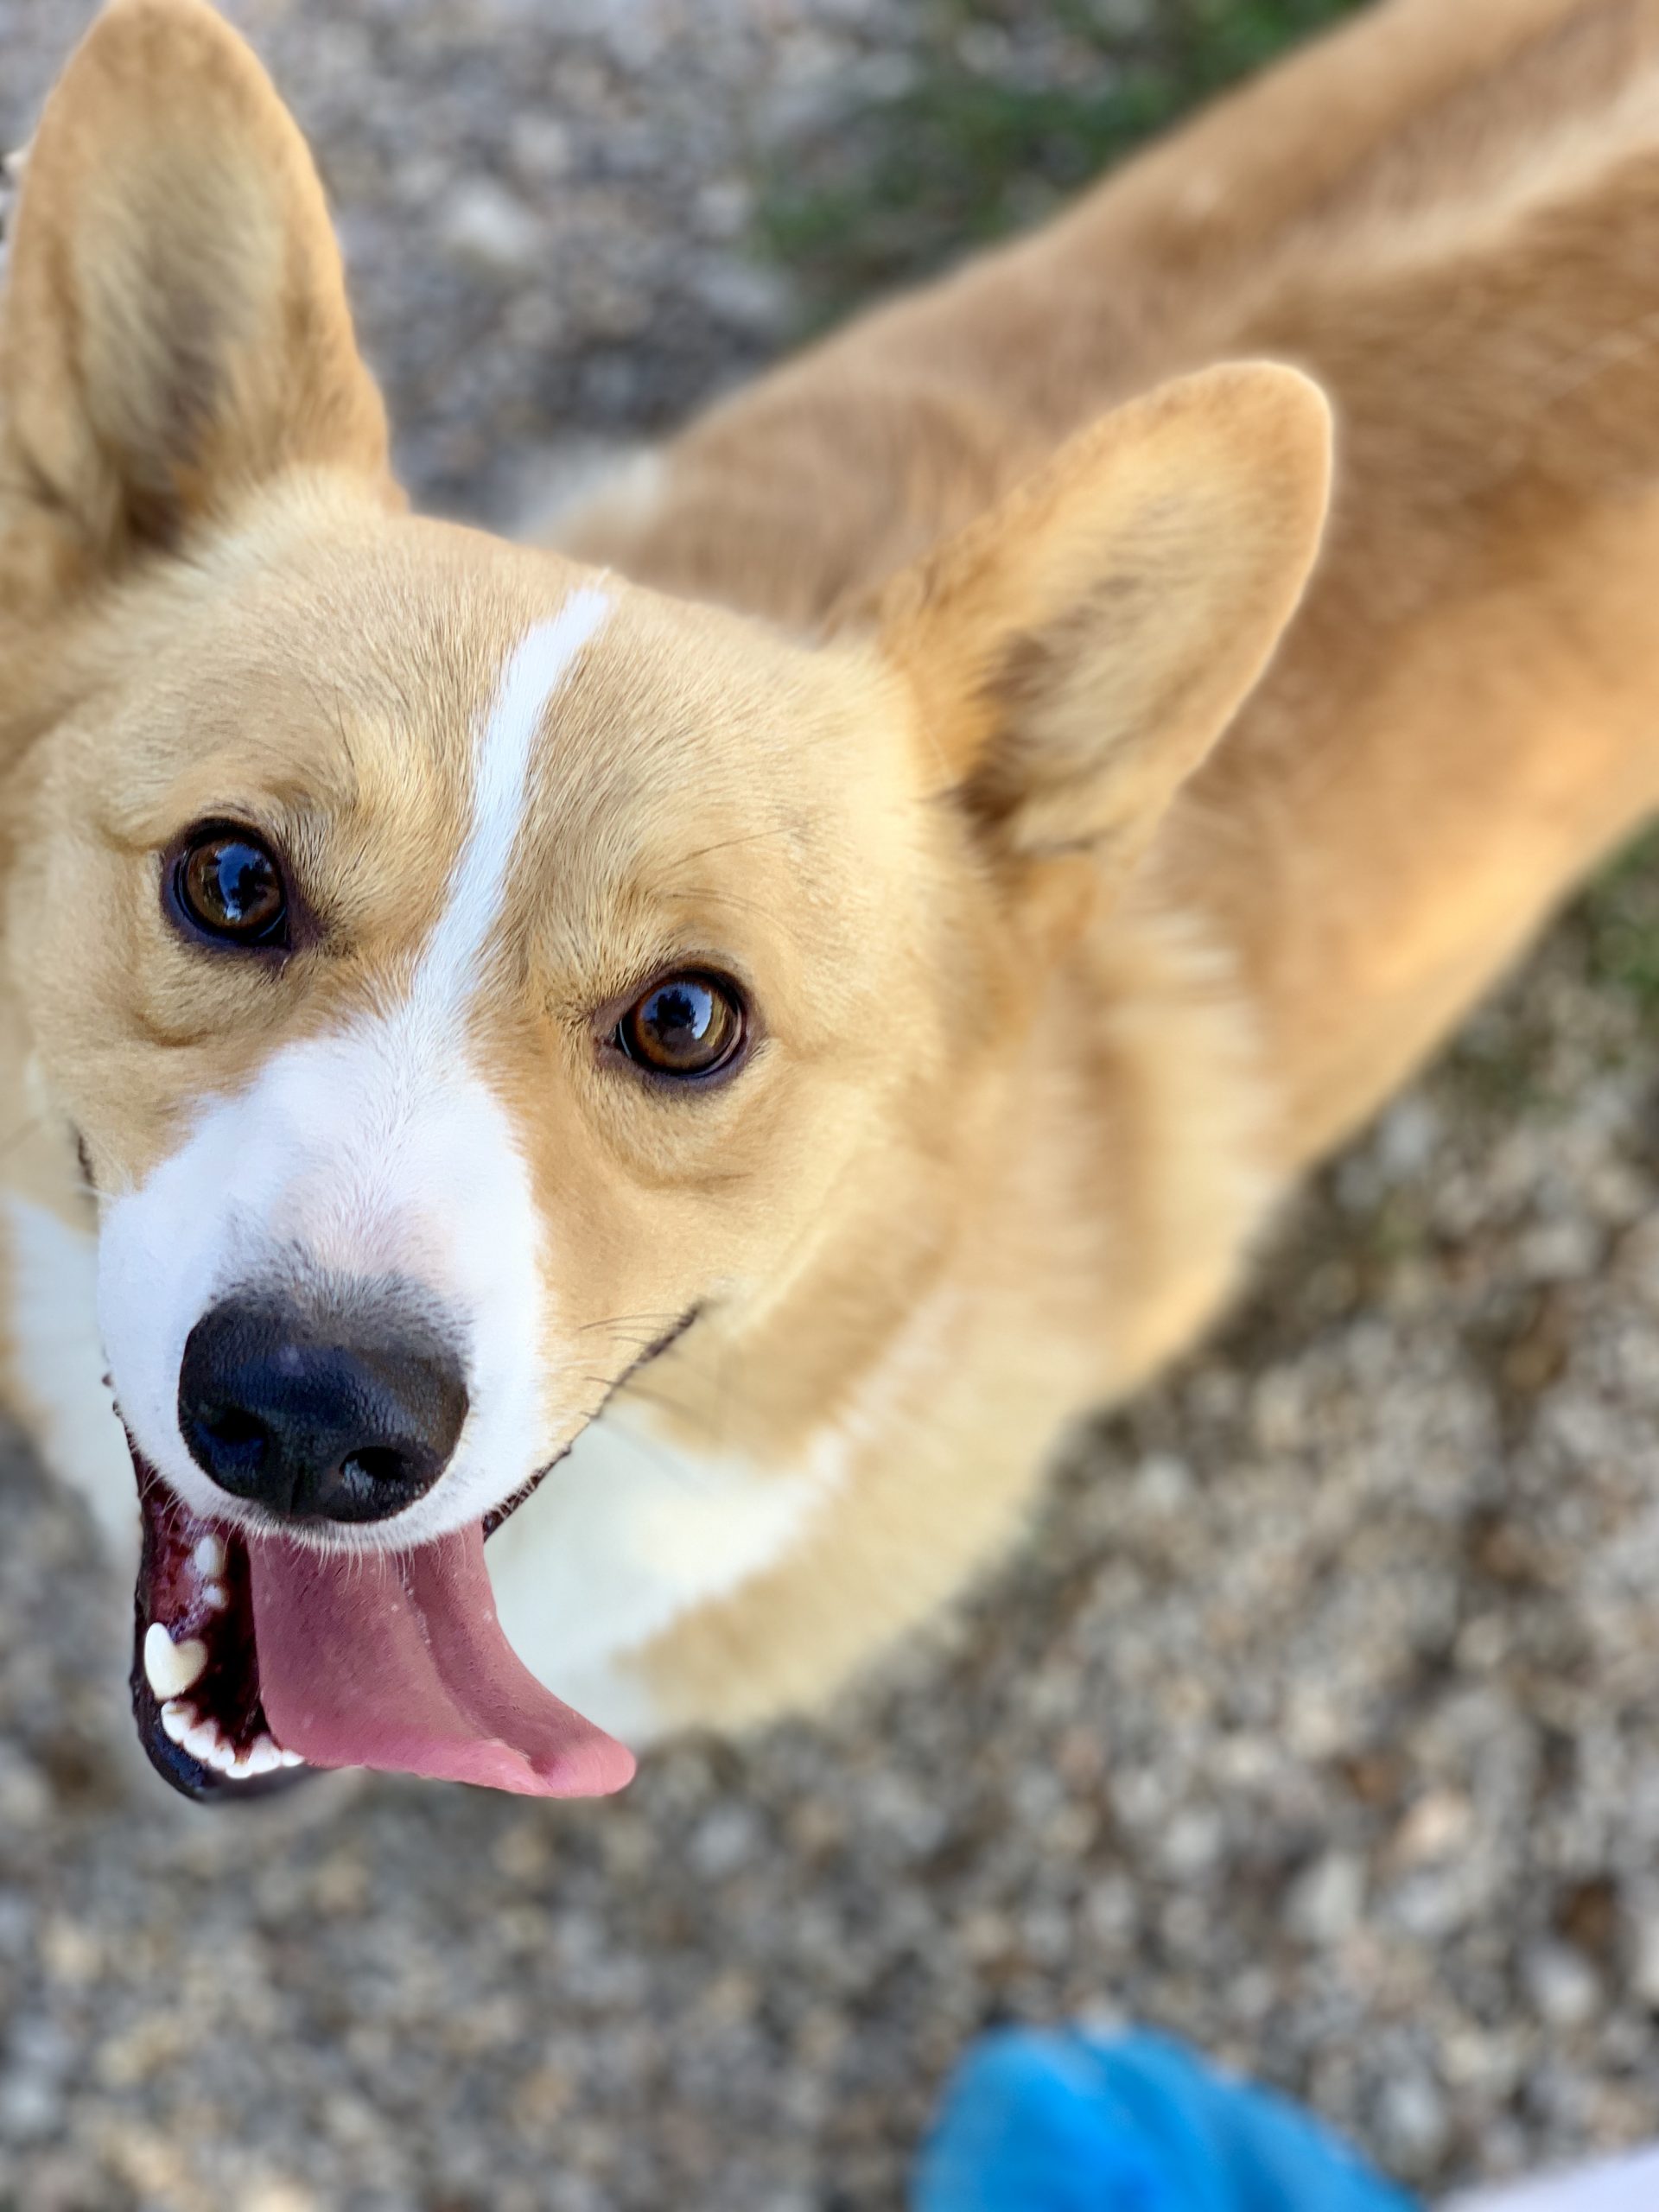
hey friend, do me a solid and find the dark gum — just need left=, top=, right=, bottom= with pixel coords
left=127, top=1447, right=299, bottom=1802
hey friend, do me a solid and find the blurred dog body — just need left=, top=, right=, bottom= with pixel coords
left=0, top=0, right=1652, bottom=1783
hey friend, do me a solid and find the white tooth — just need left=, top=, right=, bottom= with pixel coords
left=242, top=1738, right=280, bottom=1777
left=182, top=1719, right=220, bottom=1764
left=201, top=1581, right=229, bottom=1612
left=276, top=1747, right=306, bottom=1768
left=144, top=1624, right=208, bottom=1700
left=160, top=1700, right=195, bottom=1745
left=193, top=1534, right=228, bottom=1578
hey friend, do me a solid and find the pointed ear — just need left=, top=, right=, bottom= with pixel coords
left=0, top=0, right=391, bottom=586
left=876, top=365, right=1331, bottom=868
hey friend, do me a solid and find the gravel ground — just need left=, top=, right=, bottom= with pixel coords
left=4, top=4, right=1659, bottom=2208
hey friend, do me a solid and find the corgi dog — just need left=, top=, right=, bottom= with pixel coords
left=3, top=0, right=1658, bottom=1803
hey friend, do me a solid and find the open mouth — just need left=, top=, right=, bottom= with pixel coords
left=124, top=1310, right=699, bottom=1802
left=130, top=1442, right=634, bottom=1803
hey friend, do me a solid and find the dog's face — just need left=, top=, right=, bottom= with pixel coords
left=20, top=498, right=941, bottom=1555
left=0, top=0, right=1328, bottom=1797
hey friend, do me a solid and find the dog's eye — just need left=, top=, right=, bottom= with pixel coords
left=171, top=826, right=289, bottom=950
left=616, top=972, right=746, bottom=1079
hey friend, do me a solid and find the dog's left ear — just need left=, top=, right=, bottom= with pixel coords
left=0, top=0, right=392, bottom=592
left=876, top=365, right=1331, bottom=870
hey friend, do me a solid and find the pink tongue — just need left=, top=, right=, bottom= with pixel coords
left=247, top=1524, right=635, bottom=1798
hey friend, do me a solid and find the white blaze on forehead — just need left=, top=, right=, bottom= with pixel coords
left=97, top=588, right=614, bottom=1545
left=416, top=588, right=611, bottom=1020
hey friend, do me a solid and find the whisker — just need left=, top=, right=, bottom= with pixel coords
left=674, top=826, right=795, bottom=867
left=575, top=1309, right=688, bottom=1338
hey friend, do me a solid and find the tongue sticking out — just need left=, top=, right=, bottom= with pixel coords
left=247, top=1524, right=635, bottom=1797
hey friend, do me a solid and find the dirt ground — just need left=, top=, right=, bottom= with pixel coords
left=2, top=3, right=1658, bottom=2207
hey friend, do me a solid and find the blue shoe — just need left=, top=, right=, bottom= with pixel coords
left=914, top=2027, right=1420, bottom=2212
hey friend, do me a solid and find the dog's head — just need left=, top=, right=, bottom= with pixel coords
left=0, top=0, right=1329, bottom=1797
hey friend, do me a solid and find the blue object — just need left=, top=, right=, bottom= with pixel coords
left=913, top=2028, right=1421, bottom=2212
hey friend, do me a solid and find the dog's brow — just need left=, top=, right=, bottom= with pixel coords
left=414, top=588, right=611, bottom=1017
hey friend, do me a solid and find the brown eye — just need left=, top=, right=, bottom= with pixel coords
left=171, top=825, right=289, bottom=949
left=616, top=972, right=746, bottom=1079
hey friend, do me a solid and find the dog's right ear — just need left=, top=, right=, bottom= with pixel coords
left=875, top=365, right=1330, bottom=879
left=0, top=0, right=391, bottom=598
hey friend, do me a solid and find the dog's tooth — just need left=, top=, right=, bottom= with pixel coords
left=240, top=1738, right=280, bottom=1778
left=143, top=1623, right=208, bottom=1700
left=181, top=1717, right=221, bottom=1764
left=193, top=1534, right=228, bottom=1579
left=201, top=1581, right=229, bottom=1613
left=159, top=1699, right=195, bottom=1745
left=275, top=1746, right=306, bottom=1769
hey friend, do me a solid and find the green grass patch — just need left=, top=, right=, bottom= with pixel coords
left=1579, top=828, right=1659, bottom=1012
left=756, top=0, right=1367, bottom=324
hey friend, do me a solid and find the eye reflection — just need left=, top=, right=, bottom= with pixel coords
left=616, top=972, right=745, bottom=1078
left=170, top=825, right=289, bottom=949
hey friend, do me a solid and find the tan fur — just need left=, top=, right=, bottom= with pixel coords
left=3, top=0, right=1658, bottom=1746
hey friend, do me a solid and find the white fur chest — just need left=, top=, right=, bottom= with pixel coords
left=482, top=1404, right=829, bottom=1745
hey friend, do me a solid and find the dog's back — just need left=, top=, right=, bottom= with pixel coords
left=575, top=0, right=1659, bottom=608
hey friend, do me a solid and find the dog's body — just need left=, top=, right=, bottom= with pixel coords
left=2, top=0, right=1658, bottom=1793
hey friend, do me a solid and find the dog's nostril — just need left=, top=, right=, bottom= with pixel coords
left=178, top=1289, right=468, bottom=1525
left=339, top=1446, right=407, bottom=1490
left=200, top=1408, right=269, bottom=1458
left=318, top=1444, right=421, bottom=1516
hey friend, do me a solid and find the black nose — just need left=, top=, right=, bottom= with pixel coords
left=177, top=1289, right=469, bottom=1524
